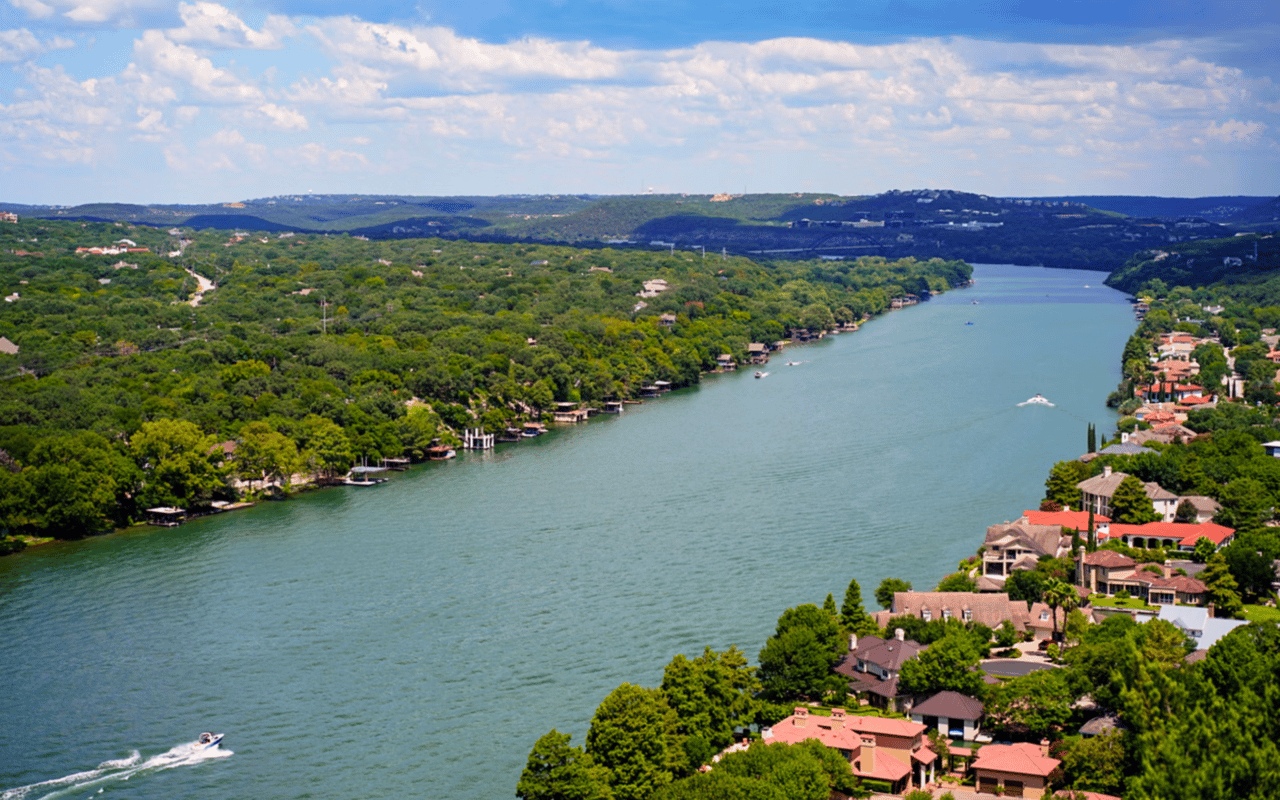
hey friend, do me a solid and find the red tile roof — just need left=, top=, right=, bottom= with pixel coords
left=1022, top=509, right=1109, bottom=528
left=1081, top=550, right=1135, bottom=568
left=972, top=742, right=1060, bottom=777
left=765, top=708, right=863, bottom=752
left=1108, top=521, right=1234, bottom=546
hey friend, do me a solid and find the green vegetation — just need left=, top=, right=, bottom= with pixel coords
left=0, top=218, right=969, bottom=546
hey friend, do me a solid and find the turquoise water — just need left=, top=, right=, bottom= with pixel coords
left=0, top=265, right=1134, bottom=800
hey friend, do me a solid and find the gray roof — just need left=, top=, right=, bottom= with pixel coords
left=1156, top=605, right=1248, bottom=650
left=1095, top=442, right=1157, bottom=457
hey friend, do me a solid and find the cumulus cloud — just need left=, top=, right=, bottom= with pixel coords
left=0, top=28, right=73, bottom=61
left=167, top=2, right=293, bottom=49
left=1206, top=118, right=1266, bottom=143
left=8, top=0, right=174, bottom=26
left=131, top=30, right=263, bottom=103
left=256, top=102, right=307, bottom=130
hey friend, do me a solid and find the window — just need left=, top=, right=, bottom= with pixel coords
left=921, top=608, right=932, bottom=621
left=942, top=609, right=952, bottom=620
left=962, top=608, right=972, bottom=622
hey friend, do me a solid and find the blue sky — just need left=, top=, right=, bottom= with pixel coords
left=1, top=0, right=1277, bottom=204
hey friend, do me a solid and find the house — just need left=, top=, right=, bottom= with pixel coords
left=981, top=522, right=1071, bottom=583
left=747, top=343, right=768, bottom=364
left=1081, top=440, right=1158, bottom=461
left=971, top=742, right=1061, bottom=799
left=834, top=630, right=926, bottom=712
left=763, top=707, right=936, bottom=793
left=715, top=353, right=736, bottom=371
left=1019, top=508, right=1110, bottom=534
left=1076, top=548, right=1207, bottom=605
left=1077, top=466, right=1178, bottom=522
left=1155, top=605, right=1247, bottom=653
left=1263, top=441, right=1280, bottom=458
left=1128, top=423, right=1197, bottom=446
left=658, top=313, right=677, bottom=328
left=1104, top=521, right=1234, bottom=552
left=873, top=592, right=1060, bottom=640
left=0, top=336, right=18, bottom=355
left=910, top=691, right=985, bottom=742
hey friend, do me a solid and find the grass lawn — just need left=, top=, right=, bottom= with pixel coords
left=1244, top=605, right=1280, bottom=623
left=1091, top=596, right=1157, bottom=612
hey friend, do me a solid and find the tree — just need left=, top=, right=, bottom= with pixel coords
left=660, top=647, right=760, bottom=768
left=875, top=577, right=912, bottom=609
left=518, top=729, right=614, bottom=800
left=130, top=418, right=225, bottom=508
left=586, top=684, right=686, bottom=800
left=757, top=604, right=844, bottom=702
left=897, top=631, right=985, bottom=697
left=1191, top=536, right=1216, bottom=564
left=1042, top=578, right=1077, bottom=642
left=1005, top=569, right=1045, bottom=607
left=839, top=578, right=876, bottom=635
left=935, top=572, right=976, bottom=592
left=985, top=669, right=1077, bottom=740
left=1087, top=423, right=1096, bottom=454
left=236, top=421, right=302, bottom=491
left=1200, top=552, right=1244, bottom=618
left=1175, top=499, right=1199, bottom=525
left=654, top=739, right=865, bottom=800
left=1056, top=730, right=1125, bottom=796
left=1109, top=475, right=1161, bottom=524
left=300, top=415, right=355, bottom=479
left=1044, top=461, right=1090, bottom=510
left=1214, top=477, right=1272, bottom=533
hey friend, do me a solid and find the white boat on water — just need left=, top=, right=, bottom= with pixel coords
left=344, top=465, right=389, bottom=485
left=193, top=732, right=224, bottom=751
left=1017, top=394, right=1055, bottom=406
left=755, top=371, right=769, bottom=379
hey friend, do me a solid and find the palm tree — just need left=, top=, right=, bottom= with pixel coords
left=1042, top=578, right=1077, bottom=643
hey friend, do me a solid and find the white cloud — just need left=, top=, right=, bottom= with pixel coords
left=9, top=0, right=172, bottom=26
left=167, top=2, right=292, bottom=50
left=131, top=30, right=263, bottom=103
left=274, top=141, right=369, bottom=169
left=256, top=102, right=307, bottom=131
left=1206, top=118, right=1266, bottom=143
left=0, top=28, right=73, bottom=62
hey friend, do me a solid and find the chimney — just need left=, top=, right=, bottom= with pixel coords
left=831, top=708, right=846, bottom=728
left=849, top=633, right=858, bottom=652
left=1121, top=431, right=1129, bottom=443
left=1163, top=560, right=1172, bottom=579
left=794, top=707, right=808, bottom=726
left=895, top=628, right=905, bottom=642
left=1103, top=465, right=1112, bottom=478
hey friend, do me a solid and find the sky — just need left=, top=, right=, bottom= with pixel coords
left=1, top=0, right=1278, bottom=205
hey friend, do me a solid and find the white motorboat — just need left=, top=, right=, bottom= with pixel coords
left=1018, top=394, right=1055, bottom=406
left=754, top=371, right=769, bottom=379
left=194, top=732, right=224, bottom=751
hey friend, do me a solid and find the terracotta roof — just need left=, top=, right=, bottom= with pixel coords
left=885, top=592, right=1035, bottom=633
left=1108, top=521, right=1234, bottom=546
left=845, top=714, right=926, bottom=739
left=1021, top=509, right=1109, bottom=528
left=972, top=742, right=1060, bottom=777
left=912, top=691, right=984, bottom=721
left=765, top=708, right=863, bottom=751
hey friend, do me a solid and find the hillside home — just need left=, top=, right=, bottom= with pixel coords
left=910, top=691, right=986, bottom=742
left=763, top=707, right=936, bottom=793
left=1156, top=605, right=1247, bottom=654
left=1076, top=548, right=1207, bottom=606
left=1077, top=466, right=1178, bottom=522
left=971, top=742, right=1061, bottom=799
left=1103, top=521, right=1234, bottom=552
left=834, top=631, right=926, bottom=712
left=874, top=592, right=1060, bottom=640
left=981, top=522, right=1071, bottom=583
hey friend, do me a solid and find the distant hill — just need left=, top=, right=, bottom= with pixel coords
left=1020, top=195, right=1274, bottom=220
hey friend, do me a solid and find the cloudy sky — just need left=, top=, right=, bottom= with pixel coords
left=2, top=0, right=1278, bottom=205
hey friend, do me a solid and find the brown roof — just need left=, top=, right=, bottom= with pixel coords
left=1082, top=550, right=1135, bottom=568
left=912, top=691, right=984, bottom=721
left=881, top=592, right=1036, bottom=632
left=841, top=634, right=927, bottom=673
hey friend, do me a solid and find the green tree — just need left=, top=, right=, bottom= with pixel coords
left=130, top=418, right=225, bottom=508
left=586, top=684, right=686, bottom=800
left=1056, top=730, right=1125, bottom=795
left=985, top=668, right=1077, bottom=740
left=875, top=577, right=911, bottom=609
left=1042, top=577, right=1077, bottom=643
left=660, top=647, right=760, bottom=768
left=1109, top=475, right=1161, bottom=524
left=935, top=572, right=976, bottom=592
left=1044, top=461, right=1090, bottom=510
left=1214, top=477, right=1272, bottom=533
left=1005, top=569, right=1045, bottom=607
left=897, top=631, right=985, bottom=697
left=236, top=421, right=302, bottom=491
left=757, top=604, right=844, bottom=702
left=839, top=578, right=876, bottom=635
left=1200, top=552, right=1244, bottom=618
left=1191, top=536, right=1217, bottom=564
left=300, top=415, right=355, bottom=479
left=517, top=729, right=614, bottom=800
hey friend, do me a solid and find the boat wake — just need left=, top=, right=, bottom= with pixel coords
left=1017, top=394, right=1055, bottom=407
left=2, top=740, right=231, bottom=800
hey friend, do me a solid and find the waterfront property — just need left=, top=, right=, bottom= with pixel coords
left=762, top=707, right=936, bottom=794
left=910, top=690, right=986, bottom=743
left=1076, top=548, right=1207, bottom=605
left=979, top=520, right=1072, bottom=587
left=874, top=592, right=1059, bottom=640
left=834, top=631, right=927, bottom=712
left=1077, top=466, right=1178, bottom=522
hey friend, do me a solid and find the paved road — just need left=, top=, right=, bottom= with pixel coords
left=981, top=658, right=1058, bottom=678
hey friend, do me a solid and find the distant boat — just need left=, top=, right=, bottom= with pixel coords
left=965, top=321, right=974, bottom=326
left=972, top=300, right=979, bottom=304
left=1017, top=394, right=1055, bottom=407
left=755, top=371, right=769, bottom=379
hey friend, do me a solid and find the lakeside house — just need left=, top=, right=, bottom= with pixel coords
left=1077, top=466, right=1179, bottom=522
left=834, top=630, right=927, bottom=712
left=874, top=591, right=1060, bottom=641
left=980, top=520, right=1072, bottom=586
left=762, top=707, right=937, bottom=793
left=1076, top=548, right=1208, bottom=606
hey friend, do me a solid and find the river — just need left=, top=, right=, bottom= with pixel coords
left=0, top=264, right=1134, bottom=800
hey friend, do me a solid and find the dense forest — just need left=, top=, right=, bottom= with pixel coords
left=0, top=217, right=969, bottom=549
